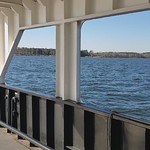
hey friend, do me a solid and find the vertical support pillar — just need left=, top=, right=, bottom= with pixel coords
left=23, top=0, right=37, bottom=25
left=1, top=9, right=15, bottom=58
left=56, top=24, right=64, bottom=99
left=0, top=13, right=5, bottom=75
left=0, top=8, right=21, bottom=84
left=56, top=21, right=81, bottom=102
left=4, top=14, right=8, bottom=61
left=11, top=5, right=25, bottom=27
left=0, top=30, right=23, bottom=83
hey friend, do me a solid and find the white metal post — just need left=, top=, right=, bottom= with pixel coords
left=1, top=9, right=15, bottom=59
left=0, top=12, right=5, bottom=75
left=0, top=30, right=23, bottom=83
left=56, top=21, right=81, bottom=102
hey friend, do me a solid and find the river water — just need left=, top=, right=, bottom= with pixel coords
left=6, top=56, right=150, bottom=122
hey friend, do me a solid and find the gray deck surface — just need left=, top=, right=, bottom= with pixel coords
left=0, top=129, right=29, bottom=150
left=0, top=128, right=41, bottom=150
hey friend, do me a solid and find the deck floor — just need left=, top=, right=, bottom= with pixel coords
left=0, top=128, right=41, bottom=150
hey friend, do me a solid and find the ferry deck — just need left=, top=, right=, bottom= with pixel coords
left=0, top=0, right=150, bottom=149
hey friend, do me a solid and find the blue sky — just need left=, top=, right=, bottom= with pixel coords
left=18, top=11, right=150, bottom=53
left=18, top=26, right=56, bottom=49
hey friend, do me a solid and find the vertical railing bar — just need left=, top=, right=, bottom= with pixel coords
left=26, top=95, right=33, bottom=138
left=84, top=111, right=95, bottom=150
left=39, top=98, right=47, bottom=145
left=54, top=100, right=64, bottom=150
left=145, top=129, right=150, bottom=150
left=47, top=100, right=55, bottom=148
left=111, top=119, right=123, bottom=150
left=64, top=104, right=74, bottom=149
left=32, top=96, right=40, bottom=141
left=20, top=92, right=27, bottom=133
left=0, top=87, right=6, bottom=122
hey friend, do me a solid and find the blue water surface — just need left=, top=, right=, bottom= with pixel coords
left=6, top=56, right=150, bottom=122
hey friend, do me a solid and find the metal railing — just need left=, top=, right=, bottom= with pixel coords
left=0, top=84, right=150, bottom=150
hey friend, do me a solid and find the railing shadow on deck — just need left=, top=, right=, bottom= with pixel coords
left=0, top=84, right=150, bottom=150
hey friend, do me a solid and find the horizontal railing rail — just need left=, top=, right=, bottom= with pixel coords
left=0, top=83, right=150, bottom=150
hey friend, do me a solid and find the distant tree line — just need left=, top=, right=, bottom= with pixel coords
left=16, top=47, right=150, bottom=58
left=16, top=47, right=56, bottom=56
left=80, top=50, right=150, bottom=58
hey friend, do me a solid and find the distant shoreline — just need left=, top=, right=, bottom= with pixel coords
left=16, top=47, right=150, bottom=58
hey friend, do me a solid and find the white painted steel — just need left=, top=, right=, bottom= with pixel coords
left=0, top=0, right=150, bottom=102
left=0, top=30, right=23, bottom=83
left=0, top=0, right=22, bottom=6
left=56, top=22, right=81, bottom=101
left=0, top=3, right=11, bottom=8
left=0, top=13, right=5, bottom=75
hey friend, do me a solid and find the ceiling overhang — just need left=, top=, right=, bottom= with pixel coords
left=0, top=0, right=22, bottom=6
left=0, top=3, right=10, bottom=8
